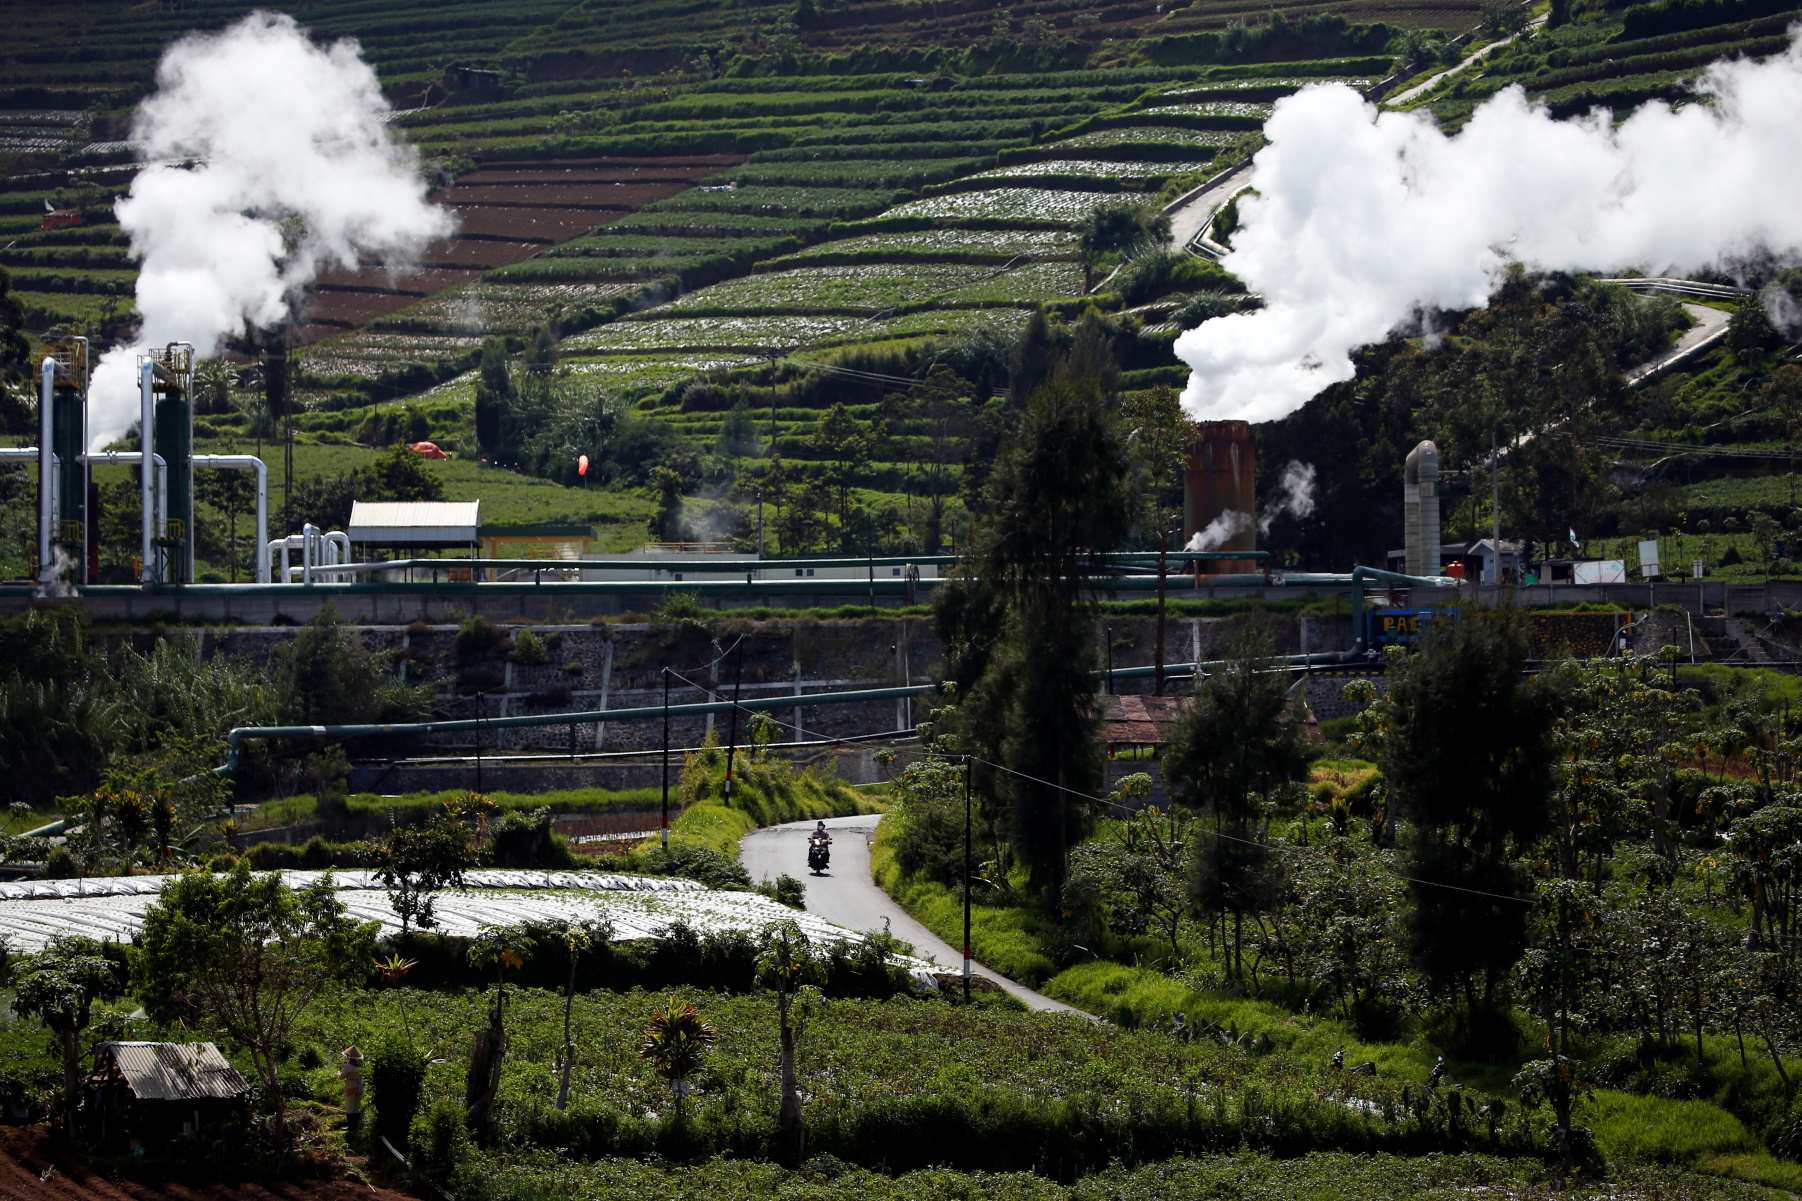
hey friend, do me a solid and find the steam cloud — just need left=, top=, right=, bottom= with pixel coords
left=87, top=12, right=452, bottom=449
left=1183, top=458, right=1316, bottom=551
left=1176, top=31, right=1802, bottom=424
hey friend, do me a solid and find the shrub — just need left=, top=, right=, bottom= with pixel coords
left=243, top=836, right=373, bottom=869
left=633, top=842, right=754, bottom=889
left=757, top=873, right=808, bottom=909
left=455, top=615, right=504, bottom=664
left=510, top=628, right=552, bottom=666
left=490, top=808, right=573, bottom=869
left=368, top=1034, right=430, bottom=1152
left=411, top=1097, right=470, bottom=1184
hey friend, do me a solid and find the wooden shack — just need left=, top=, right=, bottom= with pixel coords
left=86, top=1042, right=250, bottom=1151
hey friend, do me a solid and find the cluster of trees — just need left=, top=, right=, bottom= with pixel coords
left=474, top=330, right=696, bottom=489
left=0, top=604, right=429, bottom=815
left=895, top=588, right=1802, bottom=1169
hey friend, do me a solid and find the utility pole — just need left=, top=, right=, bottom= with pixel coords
left=1155, top=513, right=1173, bottom=695
left=724, top=647, right=744, bottom=803
left=474, top=689, right=484, bottom=793
left=1105, top=625, right=1114, bottom=695
left=661, top=668, right=671, bottom=849
left=963, top=756, right=973, bottom=1002
left=1491, top=428, right=1501, bottom=586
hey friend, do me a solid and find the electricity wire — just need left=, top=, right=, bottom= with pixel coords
left=663, top=664, right=1539, bottom=907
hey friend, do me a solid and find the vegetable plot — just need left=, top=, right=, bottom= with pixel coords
left=0, top=870, right=921, bottom=962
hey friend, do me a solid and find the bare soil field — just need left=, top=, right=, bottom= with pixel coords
left=295, top=155, right=741, bottom=344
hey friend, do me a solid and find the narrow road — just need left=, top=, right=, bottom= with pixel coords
left=1625, top=302, right=1731, bottom=387
left=1164, top=163, right=1250, bottom=254
left=1386, top=17, right=1547, bottom=108
left=740, top=814, right=1090, bottom=1016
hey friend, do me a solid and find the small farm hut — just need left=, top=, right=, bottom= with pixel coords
left=86, top=1041, right=250, bottom=1150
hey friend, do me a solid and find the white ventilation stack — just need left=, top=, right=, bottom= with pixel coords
left=1404, top=440, right=1440, bottom=578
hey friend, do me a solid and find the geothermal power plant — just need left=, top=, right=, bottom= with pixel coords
left=8, top=343, right=1463, bottom=623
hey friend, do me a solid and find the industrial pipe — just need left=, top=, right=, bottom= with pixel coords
left=208, top=637, right=1423, bottom=780
left=220, top=549, right=1270, bottom=581
left=38, top=358, right=56, bottom=582
left=138, top=358, right=155, bottom=586
left=192, top=455, right=270, bottom=583
left=217, top=682, right=944, bottom=776
left=83, top=452, right=169, bottom=555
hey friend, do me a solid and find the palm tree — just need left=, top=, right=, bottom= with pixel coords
left=637, top=1000, right=718, bottom=1123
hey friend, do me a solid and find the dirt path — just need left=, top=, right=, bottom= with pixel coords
left=740, top=814, right=1090, bottom=1016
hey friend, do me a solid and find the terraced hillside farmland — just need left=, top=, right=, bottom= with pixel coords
left=1396, top=0, right=1802, bottom=127
left=0, top=0, right=584, bottom=102
left=299, top=156, right=740, bottom=344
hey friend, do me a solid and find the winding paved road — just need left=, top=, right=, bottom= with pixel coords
left=740, top=814, right=1089, bottom=1016
left=1164, top=163, right=1251, bottom=254
left=1386, top=17, right=1548, bottom=108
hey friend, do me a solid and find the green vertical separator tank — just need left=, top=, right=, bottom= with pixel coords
left=48, top=343, right=86, bottom=561
left=151, top=344, right=194, bottom=583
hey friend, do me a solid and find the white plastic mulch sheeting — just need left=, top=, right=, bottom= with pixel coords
left=0, top=869, right=708, bottom=902
left=0, top=870, right=938, bottom=978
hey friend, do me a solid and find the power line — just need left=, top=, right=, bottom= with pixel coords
left=663, top=666, right=1538, bottom=907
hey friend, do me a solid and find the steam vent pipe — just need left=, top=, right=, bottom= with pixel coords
left=1184, top=420, right=1257, bottom=574
left=38, top=357, right=55, bottom=579
left=1404, top=440, right=1440, bottom=578
left=139, top=358, right=155, bottom=586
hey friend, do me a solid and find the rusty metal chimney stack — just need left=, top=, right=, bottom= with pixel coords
left=1183, top=420, right=1257, bottom=574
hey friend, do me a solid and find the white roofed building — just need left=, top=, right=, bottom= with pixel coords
left=348, top=500, right=480, bottom=576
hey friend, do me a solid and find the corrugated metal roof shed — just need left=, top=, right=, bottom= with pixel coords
left=348, top=500, right=480, bottom=543
left=95, top=1042, right=250, bottom=1101
left=1099, top=694, right=1188, bottom=745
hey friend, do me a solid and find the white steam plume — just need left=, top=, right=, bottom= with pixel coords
left=1182, top=458, right=1317, bottom=551
left=88, top=12, right=452, bottom=449
left=1259, top=459, right=1315, bottom=533
left=1177, top=31, right=1802, bottom=424
left=1185, top=510, right=1251, bottom=553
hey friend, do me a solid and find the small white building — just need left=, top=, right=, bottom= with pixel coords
left=348, top=500, right=481, bottom=579
left=1467, top=538, right=1527, bottom=585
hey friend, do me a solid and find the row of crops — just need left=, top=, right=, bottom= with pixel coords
left=0, top=174, right=136, bottom=336
left=1405, top=1, right=1802, bottom=126
left=0, top=0, right=582, bottom=99
left=527, top=68, right=1378, bottom=487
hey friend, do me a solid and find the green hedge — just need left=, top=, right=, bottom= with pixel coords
left=1622, top=0, right=1802, bottom=40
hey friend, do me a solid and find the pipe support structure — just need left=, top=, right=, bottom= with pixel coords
left=38, top=359, right=56, bottom=581
left=138, top=359, right=155, bottom=586
left=192, top=455, right=270, bottom=583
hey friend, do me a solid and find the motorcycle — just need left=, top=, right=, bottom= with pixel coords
left=807, top=836, right=831, bottom=875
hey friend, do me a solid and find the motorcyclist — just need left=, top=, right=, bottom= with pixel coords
left=807, top=821, right=832, bottom=873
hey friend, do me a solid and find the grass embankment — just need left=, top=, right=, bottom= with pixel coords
left=655, top=735, right=887, bottom=859
left=871, top=820, right=1060, bottom=985
left=249, top=786, right=666, bottom=831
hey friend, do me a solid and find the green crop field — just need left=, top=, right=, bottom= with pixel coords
left=877, top=188, right=1123, bottom=226
left=656, top=263, right=1008, bottom=316
left=764, top=228, right=1078, bottom=268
